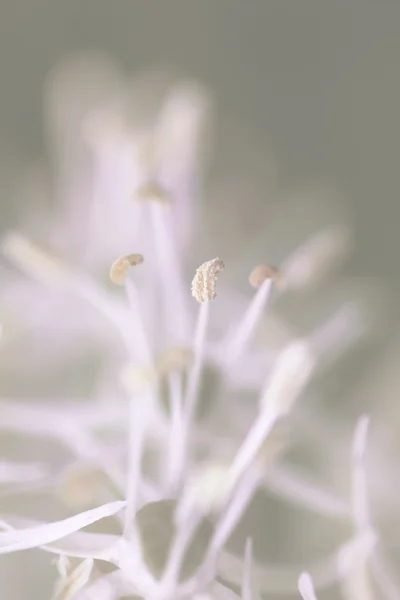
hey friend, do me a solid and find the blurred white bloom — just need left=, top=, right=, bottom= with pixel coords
left=0, top=54, right=394, bottom=600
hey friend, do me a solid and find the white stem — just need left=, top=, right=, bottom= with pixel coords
left=184, top=301, right=210, bottom=421
left=224, top=280, right=273, bottom=365
left=174, top=302, right=210, bottom=486
left=165, top=372, right=185, bottom=492
left=339, top=415, right=374, bottom=600
left=150, top=202, right=191, bottom=345
left=242, top=538, right=254, bottom=600
left=124, top=276, right=153, bottom=364
left=160, top=508, right=202, bottom=593
left=123, top=395, right=150, bottom=536
left=227, top=408, right=278, bottom=490
left=209, top=467, right=260, bottom=557
left=351, top=415, right=371, bottom=532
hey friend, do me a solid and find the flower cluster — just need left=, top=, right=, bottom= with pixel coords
left=0, top=56, right=397, bottom=600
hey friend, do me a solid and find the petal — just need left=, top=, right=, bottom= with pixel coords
left=0, top=515, right=120, bottom=563
left=0, top=500, right=126, bottom=554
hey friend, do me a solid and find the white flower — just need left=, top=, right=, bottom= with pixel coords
left=0, top=54, right=394, bottom=600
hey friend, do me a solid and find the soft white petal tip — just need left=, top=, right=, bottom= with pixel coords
left=298, top=572, right=317, bottom=600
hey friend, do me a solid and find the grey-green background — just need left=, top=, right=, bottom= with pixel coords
left=0, top=0, right=399, bottom=291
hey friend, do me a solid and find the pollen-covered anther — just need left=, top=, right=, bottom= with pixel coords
left=191, top=257, right=225, bottom=302
left=133, top=179, right=171, bottom=207
left=249, top=264, right=283, bottom=289
left=156, top=346, right=194, bottom=377
left=109, top=253, right=144, bottom=285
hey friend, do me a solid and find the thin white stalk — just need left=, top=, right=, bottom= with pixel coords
left=339, top=414, right=374, bottom=600
left=226, top=341, right=314, bottom=490
left=123, top=394, right=150, bottom=536
left=209, top=466, right=260, bottom=557
left=227, top=408, right=279, bottom=490
left=165, top=372, right=185, bottom=492
left=298, top=572, right=318, bottom=600
left=124, top=276, right=153, bottom=364
left=184, top=301, right=210, bottom=422
left=224, top=280, right=273, bottom=365
left=172, top=301, right=210, bottom=487
left=150, top=202, right=191, bottom=345
left=160, top=510, right=202, bottom=594
left=351, top=415, right=371, bottom=531
left=242, top=538, right=254, bottom=600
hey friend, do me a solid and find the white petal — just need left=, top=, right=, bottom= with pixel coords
left=0, top=500, right=126, bottom=554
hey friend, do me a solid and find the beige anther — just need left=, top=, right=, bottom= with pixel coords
left=249, top=264, right=282, bottom=289
left=191, top=257, right=225, bottom=302
left=109, top=253, right=144, bottom=285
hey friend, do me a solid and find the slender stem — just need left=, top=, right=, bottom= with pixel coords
left=225, top=280, right=272, bottom=364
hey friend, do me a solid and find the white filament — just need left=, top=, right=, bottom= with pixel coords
left=150, top=202, right=191, bottom=345
left=224, top=279, right=273, bottom=365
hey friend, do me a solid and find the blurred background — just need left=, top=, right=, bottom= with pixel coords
left=0, top=1, right=400, bottom=599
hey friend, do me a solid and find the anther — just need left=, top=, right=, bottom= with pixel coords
left=109, top=253, right=144, bottom=285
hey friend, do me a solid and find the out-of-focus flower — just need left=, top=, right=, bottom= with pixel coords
left=0, top=53, right=395, bottom=600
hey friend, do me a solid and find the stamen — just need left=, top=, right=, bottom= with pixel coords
left=109, top=253, right=144, bottom=285
left=124, top=272, right=153, bottom=365
left=191, top=257, right=225, bottom=303
left=224, top=264, right=278, bottom=364
left=165, top=372, right=185, bottom=492
left=176, top=463, right=231, bottom=520
left=169, top=259, right=224, bottom=488
left=242, top=538, right=254, bottom=600
left=298, top=572, right=318, bottom=600
left=186, top=259, right=224, bottom=415
left=351, top=415, right=371, bottom=531
left=249, top=264, right=282, bottom=290
left=207, top=465, right=260, bottom=559
left=338, top=415, right=374, bottom=600
left=150, top=202, right=191, bottom=345
left=2, top=233, right=144, bottom=356
left=227, top=340, right=315, bottom=489
left=123, top=394, right=150, bottom=536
